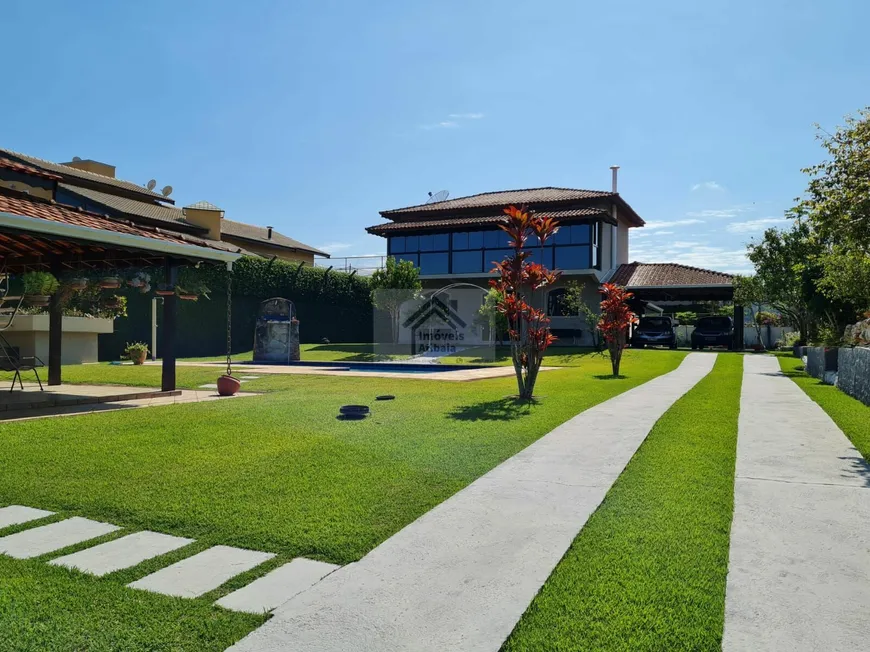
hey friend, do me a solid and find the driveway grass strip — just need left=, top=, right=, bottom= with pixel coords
left=502, top=353, right=742, bottom=652
left=777, top=354, right=870, bottom=460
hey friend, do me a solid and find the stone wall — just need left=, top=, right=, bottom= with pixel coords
left=806, top=347, right=838, bottom=380
left=837, top=347, right=870, bottom=407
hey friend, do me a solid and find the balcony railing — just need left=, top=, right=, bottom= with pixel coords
left=315, top=255, right=386, bottom=275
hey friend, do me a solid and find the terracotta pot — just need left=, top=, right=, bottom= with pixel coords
left=179, top=294, right=198, bottom=301
left=129, top=350, right=147, bottom=365
left=100, top=277, right=121, bottom=289
left=217, top=374, right=241, bottom=396
left=155, top=289, right=175, bottom=296
left=24, top=295, right=50, bottom=307
left=68, top=278, right=88, bottom=291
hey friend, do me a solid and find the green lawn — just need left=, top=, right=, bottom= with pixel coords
left=0, top=350, right=686, bottom=651
left=778, top=354, right=870, bottom=459
left=186, top=343, right=411, bottom=363
left=503, top=354, right=743, bottom=651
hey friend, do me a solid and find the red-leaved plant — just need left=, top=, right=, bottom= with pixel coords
left=491, top=205, right=562, bottom=400
left=597, top=283, right=639, bottom=376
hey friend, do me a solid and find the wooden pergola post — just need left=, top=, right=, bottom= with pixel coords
left=161, top=259, right=178, bottom=391
left=733, top=304, right=745, bottom=351
left=48, top=258, right=63, bottom=386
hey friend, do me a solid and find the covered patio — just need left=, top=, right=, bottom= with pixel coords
left=0, top=160, right=242, bottom=394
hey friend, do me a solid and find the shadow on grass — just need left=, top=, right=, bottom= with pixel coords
left=447, top=397, right=536, bottom=422
left=593, top=374, right=627, bottom=380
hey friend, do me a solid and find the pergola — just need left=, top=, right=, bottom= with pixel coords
left=0, top=190, right=242, bottom=391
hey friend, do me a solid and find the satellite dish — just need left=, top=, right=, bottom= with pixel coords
left=426, top=190, right=449, bottom=204
left=72, top=156, right=82, bottom=162
left=161, top=185, right=173, bottom=197
left=146, top=179, right=157, bottom=191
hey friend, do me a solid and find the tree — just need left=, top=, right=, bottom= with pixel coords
left=791, top=109, right=870, bottom=310
left=370, top=256, right=422, bottom=343
left=491, top=205, right=561, bottom=400
left=597, top=283, right=638, bottom=377
left=561, top=280, right=603, bottom=350
left=733, top=275, right=767, bottom=350
left=474, top=287, right=508, bottom=342
left=746, top=222, right=815, bottom=341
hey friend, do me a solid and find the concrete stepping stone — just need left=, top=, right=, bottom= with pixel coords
left=50, top=530, right=194, bottom=576
left=128, top=545, right=275, bottom=598
left=239, top=376, right=260, bottom=380
left=216, top=558, right=339, bottom=614
left=0, top=517, right=120, bottom=559
left=198, top=383, right=219, bottom=389
left=0, top=505, right=54, bottom=530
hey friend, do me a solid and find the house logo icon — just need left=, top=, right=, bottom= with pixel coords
left=402, top=296, right=468, bottom=354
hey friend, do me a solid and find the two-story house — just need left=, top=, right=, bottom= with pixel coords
left=366, top=175, right=645, bottom=344
left=0, top=149, right=328, bottom=264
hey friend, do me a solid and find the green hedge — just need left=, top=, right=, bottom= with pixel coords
left=99, top=257, right=374, bottom=360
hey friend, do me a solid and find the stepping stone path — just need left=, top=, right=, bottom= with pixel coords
left=1, top=506, right=336, bottom=614
left=128, top=545, right=275, bottom=598
left=0, top=517, right=119, bottom=559
left=50, top=530, right=194, bottom=576
left=0, top=505, right=54, bottom=529
left=217, top=558, right=339, bottom=614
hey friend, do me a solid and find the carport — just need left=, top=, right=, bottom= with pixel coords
left=607, top=262, right=744, bottom=349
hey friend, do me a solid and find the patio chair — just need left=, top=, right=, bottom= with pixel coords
left=0, top=333, right=44, bottom=392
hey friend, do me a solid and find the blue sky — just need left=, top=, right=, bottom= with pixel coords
left=4, top=0, right=868, bottom=272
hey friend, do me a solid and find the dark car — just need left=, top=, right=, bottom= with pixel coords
left=691, top=316, right=734, bottom=350
left=631, top=316, right=677, bottom=349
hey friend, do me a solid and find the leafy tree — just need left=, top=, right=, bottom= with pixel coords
left=597, top=283, right=638, bottom=377
left=474, top=287, right=508, bottom=341
left=370, top=256, right=422, bottom=343
left=791, top=109, right=870, bottom=309
left=733, top=275, right=767, bottom=350
left=674, top=311, right=697, bottom=325
left=746, top=222, right=815, bottom=341
left=561, top=280, right=603, bottom=350
left=491, top=205, right=561, bottom=400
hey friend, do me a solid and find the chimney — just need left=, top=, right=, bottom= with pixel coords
left=266, top=226, right=273, bottom=240
left=62, top=157, right=116, bottom=178
left=610, top=165, right=620, bottom=193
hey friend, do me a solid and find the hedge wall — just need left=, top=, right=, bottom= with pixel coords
left=99, top=257, right=374, bottom=360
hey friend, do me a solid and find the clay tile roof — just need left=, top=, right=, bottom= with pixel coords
left=0, top=157, right=62, bottom=181
left=59, top=184, right=199, bottom=229
left=0, top=148, right=168, bottom=201
left=0, top=191, right=242, bottom=256
left=609, top=262, right=734, bottom=287
left=366, top=207, right=611, bottom=235
left=381, top=187, right=615, bottom=216
left=221, top=218, right=330, bottom=257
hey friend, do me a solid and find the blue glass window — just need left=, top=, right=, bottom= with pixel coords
left=395, top=253, right=418, bottom=267
left=404, top=235, right=419, bottom=252
left=434, top=233, right=450, bottom=250
left=418, top=234, right=434, bottom=252
left=389, top=236, right=405, bottom=254
left=570, top=224, right=591, bottom=244
left=485, top=249, right=513, bottom=268
left=554, top=245, right=591, bottom=270
left=484, top=230, right=507, bottom=248
left=527, top=247, right=554, bottom=268
left=420, top=252, right=449, bottom=275
left=467, top=231, right=484, bottom=249
left=452, top=232, right=469, bottom=250
left=452, top=251, right=483, bottom=274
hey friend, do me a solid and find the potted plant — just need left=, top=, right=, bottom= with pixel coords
left=217, top=374, right=241, bottom=396
left=176, top=286, right=199, bottom=301
left=124, top=341, right=149, bottom=365
left=22, top=271, right=59, bottom=307
left=99, top=275, right=122, bottom=289
left=102, top=295, right=124, bottom=310
left=67, top=277, right=88, bottom=291
left=155, top=283, right=175, bottom=296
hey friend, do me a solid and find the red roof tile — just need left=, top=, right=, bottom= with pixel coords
left=381, top=187, right=614, bottom=216
left=0, top=191, right=240, bottom=255
left=367, top=207, right=611, bottom=235
left=609, top=262, right=734, bottom=287
left=0, top=157, right=62, bottom=181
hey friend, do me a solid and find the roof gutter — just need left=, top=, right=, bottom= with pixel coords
left=0, top=211, right=242, bottom=265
